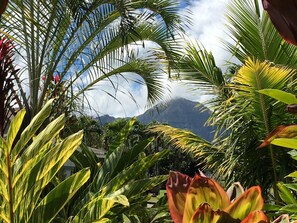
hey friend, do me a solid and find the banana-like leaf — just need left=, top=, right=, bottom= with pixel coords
left=271, top=138, right=297, bottom=150
left=258, top=89, right=297, bottom=105
left=111, top=138, right=154, bottom=177
left=6, top=109, right=25, bottom=154
left=112, top=175, right=168, bottom=199
left=29, top=168, right=90, bottom=223
left=0, top=100, right=87, bottom=223
left=102, top=150, right=169, bottom=196
left=224, top=186, right=264, bottom=220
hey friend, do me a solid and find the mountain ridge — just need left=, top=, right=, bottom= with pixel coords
left=99, top=97, right=215, bottom=141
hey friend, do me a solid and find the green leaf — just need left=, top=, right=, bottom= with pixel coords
left=107, top=118, right=136, bottom=156
left=258, top=89, right=297, bottom=105
left=279, top=204, right=297, bottom=212
left=29, top=168, right=90, bottom=223
left=12, top=99, right=54, bottom=161
left=71, top=194, right=129, bottom=223
left=286, top=171, right=297, bottom=178
left=6, top=109, right=25, bottom=154
left=111, top=175, right=168, bottom=199
left=277, top=182, right=297, bottom=205
left=271, top=138, right=297, bottom=149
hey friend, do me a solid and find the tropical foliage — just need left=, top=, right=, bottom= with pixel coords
left=59, top=117, right=170, bottom=222
left=0, top=99, right=170, bottom=222
left=166, top=171, right=269, bottom=223
left=0, top=99, right=91, bottom=222
left=0, top=37, right=19, bottom=136
left=151, top=0, right=297, bottom=199
left=262, top=0, right=297, bottom=46
left=0, top=0, right=186, bottom=122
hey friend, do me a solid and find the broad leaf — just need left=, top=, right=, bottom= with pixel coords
left=241, top=211, right=269, bottom=223
left=166, top=171, right=192, bottom=223
left=183, top=174, right=230, bottom=223
left=29, top=168, right=90, bottom=223
left=12, top=99, right=54, bottom=161
left=224, top=186, right=264, bottom=220
left=262, top=0, right=297, bottom=46
left=277, top=182, right=297, bottom=205
left=189, top=204, right=221, bottom=223
left=271, top=138, right=297, bottom=150
left=258, top=89, right=297, bottom=105
left=259, top=125, right=297, bottom=148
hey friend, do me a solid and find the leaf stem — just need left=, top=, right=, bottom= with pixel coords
left=6, top=154, right=14, bottom=222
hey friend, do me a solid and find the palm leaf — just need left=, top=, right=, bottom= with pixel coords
left=1, top=0, right=187, bottom=118
left=224, top=0, right=297, bottom=66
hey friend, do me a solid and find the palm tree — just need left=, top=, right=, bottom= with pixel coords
left=151, top=0, right=297, bottom=199
left=0, top=0, right=187, bottom=121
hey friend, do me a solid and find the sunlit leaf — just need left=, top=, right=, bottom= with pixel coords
left=29, top=168, right=90, bottom=223
left=259, top=125, right=297, bottom=148
left=258, top=89, right=297, bottom=105
left=189, top=204, right=221, bottom=223
left=241, top=211, right=269, bottom=223
left=277, top=182, right=297, bottom=205
left=271, top=138, right=297, bottom=150
left=183, top=174, right=230, bottom=222
left=224, top=186, right=264, bottom=220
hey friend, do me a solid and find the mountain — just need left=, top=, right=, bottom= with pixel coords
left=99, top=98, right=215, bottom=141
left=137, top=98, right=215, bottom=141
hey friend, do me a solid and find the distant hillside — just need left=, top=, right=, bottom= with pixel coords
left=137, top=98, right=215, bottom=141
left=99, top=98, right=215, bottom=141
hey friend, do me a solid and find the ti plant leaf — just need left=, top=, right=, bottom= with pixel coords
left=262, top=0, right=297, bottom=46
left=258, top=125, right=297, bottom=148
left=166, top=171, right=192, bottom=223
left=166, top=171, right=268, bottom=223
left=0, top=99, right=90, bottom=223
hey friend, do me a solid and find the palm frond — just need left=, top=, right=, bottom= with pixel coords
left=1, top=0, right=186, bottom=118
left=224, top=0, right=297, bottom=66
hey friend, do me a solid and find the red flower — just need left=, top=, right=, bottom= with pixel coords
left=54, top=73, right=59, bottom=84
left=262, top=0, right=297, bottom=46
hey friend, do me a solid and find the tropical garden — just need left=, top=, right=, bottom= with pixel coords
left=0, top=0, right=297, bottom=222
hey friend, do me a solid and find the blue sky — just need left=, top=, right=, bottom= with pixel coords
left=85, top=0, right=230, bottom=118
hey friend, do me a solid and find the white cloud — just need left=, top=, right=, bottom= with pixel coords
left=182, top=0, right=230, bottom=67
left=82, top=74, right=149, bottom=118
left=85, top=0, right=231, bottom=118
